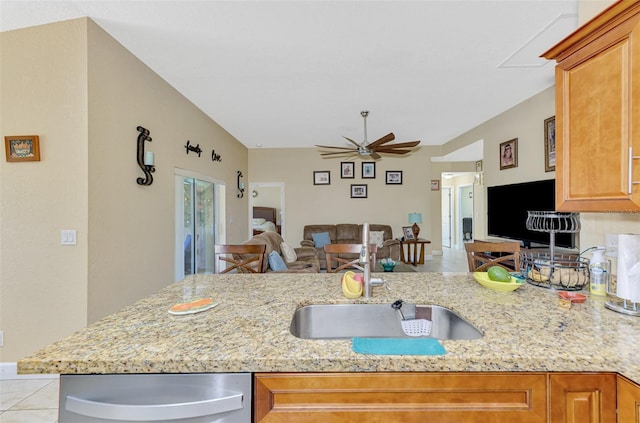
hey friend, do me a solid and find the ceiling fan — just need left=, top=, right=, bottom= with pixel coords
left=316, top=111, right=420, bottom=160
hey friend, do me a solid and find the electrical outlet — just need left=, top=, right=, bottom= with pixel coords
left=0, top=331, right=4, bottom=347
left=605, top=233, right=618, bottom=257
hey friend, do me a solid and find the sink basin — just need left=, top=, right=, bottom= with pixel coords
left=290, top=303, right=483, bottom=340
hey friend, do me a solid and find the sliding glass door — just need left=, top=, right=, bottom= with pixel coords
left=175, top=170, right=225, bottom=281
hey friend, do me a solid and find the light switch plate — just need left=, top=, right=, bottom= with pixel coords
left=61, top=230, right=77, bottom=246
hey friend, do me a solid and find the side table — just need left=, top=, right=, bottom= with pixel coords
left=399, top=239, right=431, bottom=266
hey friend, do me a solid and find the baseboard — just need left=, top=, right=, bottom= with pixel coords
left=0, top=362, right=58, bottom=380
left=431, top=250, right=443, bottom=256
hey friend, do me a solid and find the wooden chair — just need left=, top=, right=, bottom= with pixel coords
left=214, top=244, right=266, bottom=274
left=464, top=241, right=521, bottom=272
left=324, top=243, right=377, bottom=273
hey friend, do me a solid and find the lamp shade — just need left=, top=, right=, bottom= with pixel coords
left=408, top=212, right=422, bottom=224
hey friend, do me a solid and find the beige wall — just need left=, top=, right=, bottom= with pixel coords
left=249, top=146, right=476, bottom=255
left=1, top=20, right=90, bottom=362
left=0, top=19, right=249, bottom=361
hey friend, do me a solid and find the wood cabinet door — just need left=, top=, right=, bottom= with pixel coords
left=618, top=375, right=640, bottom=423
left=548, top=373, right=616, bottom=423
left=550, top=2, right=640, bottom=212
left=255, top=372, right=547, bottom=423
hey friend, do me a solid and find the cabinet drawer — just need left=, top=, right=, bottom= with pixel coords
left=255, top=372, right=547, bottom=423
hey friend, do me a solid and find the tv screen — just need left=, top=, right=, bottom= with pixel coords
left=487, top=179, right=576, bottom=249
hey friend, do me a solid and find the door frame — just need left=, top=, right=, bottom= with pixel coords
left=441, top=186, right=453, bottom=249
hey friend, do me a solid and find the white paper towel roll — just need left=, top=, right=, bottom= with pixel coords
left=617, top=234, right=640, bottom=302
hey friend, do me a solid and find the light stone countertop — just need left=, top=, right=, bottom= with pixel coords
left=17, top=272, right=640, bottom=383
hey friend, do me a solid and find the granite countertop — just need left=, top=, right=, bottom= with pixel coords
left=17, top=272, right=640, bottom=383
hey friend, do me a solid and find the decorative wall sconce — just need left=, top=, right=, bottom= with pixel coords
left=184, top=140, right=202, bottom=157
left=237, top=171, right=245, bottom=198
left=136, top=126, right=155, bottom=186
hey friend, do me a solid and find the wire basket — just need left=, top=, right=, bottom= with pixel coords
left=520, top=251, right=590, bottom=291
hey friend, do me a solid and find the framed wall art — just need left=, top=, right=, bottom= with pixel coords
left=313, top=171, right=330, bottom=185
left=499, top=138, right=518, bottom=170
left=341, top=161, right=354, bottom=178
left=544, top=116, right=556, bottom=172
left=385, top=170, right=402, bottom=185
left=362, top=162, right=376, bottom=179
left=350, top=184, right=367, bottom=198
left=430, top=179, right=440, bottom=191
left=5, top=135, right=40, bottom=162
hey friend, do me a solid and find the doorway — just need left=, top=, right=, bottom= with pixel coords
left=248, top=182, right=285, bottom=239
left=458, top=184, right=473, bottom=247
left=441, top=187, right=452, bottom=248
left=174, top=169, right=226, bottom=281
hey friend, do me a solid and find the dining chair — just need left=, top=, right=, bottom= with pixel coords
left=324, top=243, right=377, bottom=273
left=214, top=244, right=266, bottom=274
left=464, top=241, right=521, bottom=272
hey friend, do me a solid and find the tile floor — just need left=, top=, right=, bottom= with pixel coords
left=0, top=376, right=59, bottom=423
left=0, top=247, right=469, bottom=422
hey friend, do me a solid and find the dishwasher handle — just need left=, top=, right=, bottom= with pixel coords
left=65, top=391, right=243, bottom=421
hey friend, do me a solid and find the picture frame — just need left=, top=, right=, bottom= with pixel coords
left=340, top=161, right=355, bottom=179
left=350, top=184, right=367, bottom=198
left=5, top=135, right=40, bottom=162
left=544, top=116, right=556, bottom=172
left=385, top=170, right=402, bottom=185
left=313, top=171, right=330, bottom=185
left=430, top=179, right=440, bottom=191
left=402, top=226, right=415, bottom=240
left=499, top=138, right=518, bottom=170
left=475, top=160, right=483, bottom=172
left=362, top=161, right=376, bottom=179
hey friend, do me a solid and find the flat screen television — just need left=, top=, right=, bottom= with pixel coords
left=487, top=179, right=576, bottom=249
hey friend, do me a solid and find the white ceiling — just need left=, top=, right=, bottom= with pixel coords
left=1, top=0, right=578, bottom=161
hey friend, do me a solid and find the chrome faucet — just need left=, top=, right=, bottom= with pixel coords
left=361, top=223, right=391, bottom=297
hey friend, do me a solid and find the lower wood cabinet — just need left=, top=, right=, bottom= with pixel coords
left=549, top=373, right=616, bottom=423
left=254, top=372, right=621, bottom=423
left=618, top=375, right=640, bottom=423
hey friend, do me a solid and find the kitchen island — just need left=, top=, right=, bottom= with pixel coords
left=17, top=272, right=640, bottom=421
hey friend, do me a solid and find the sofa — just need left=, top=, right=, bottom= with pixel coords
left=243, top=231, right=320, bottom=273
left=300, top=224, right=401, bottom=270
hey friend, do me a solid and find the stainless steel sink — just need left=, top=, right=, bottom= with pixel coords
left=290, top=303, right=483, bottom=340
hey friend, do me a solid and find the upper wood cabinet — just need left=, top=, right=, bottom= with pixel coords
left=542, top=0, right=640, bottom=212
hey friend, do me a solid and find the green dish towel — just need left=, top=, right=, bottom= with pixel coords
left=352, top=338, right=446, bottom=355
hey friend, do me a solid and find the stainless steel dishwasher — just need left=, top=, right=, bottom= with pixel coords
left=58, top=373, right=251, bottom=422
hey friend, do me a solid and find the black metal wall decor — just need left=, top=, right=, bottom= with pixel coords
left=212, top=149, right=222, bottom=162
left=136, top=126, right=155, bottom=186
left=237, top=171, right=245, bottom=198
left=184, top=140, right=202, bottom=157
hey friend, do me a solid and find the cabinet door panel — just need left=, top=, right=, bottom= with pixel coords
left=618, top=375, right=640, bottom=423
left=549, top=373, right=616, bottom=423
left=255, top=372, right=547, bottom=423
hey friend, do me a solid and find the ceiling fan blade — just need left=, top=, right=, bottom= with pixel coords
left=367, top=133, right=395, bottom=149
left=316, top=145, right=358, bottom=151
left=374, top=149, right=413, bottom=155
left=320, top=150, right=358, bottom=156
left=370, top=151, right=381, bottom=160
left=375, top=140, right=420, bottom=150
left=342, top=136, right=362, bottom=148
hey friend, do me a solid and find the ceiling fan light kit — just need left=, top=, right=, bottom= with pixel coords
left=317, top=111, right=420, bottom=160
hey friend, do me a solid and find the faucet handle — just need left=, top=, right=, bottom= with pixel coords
left=370, top=277, right=391, bottom=291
